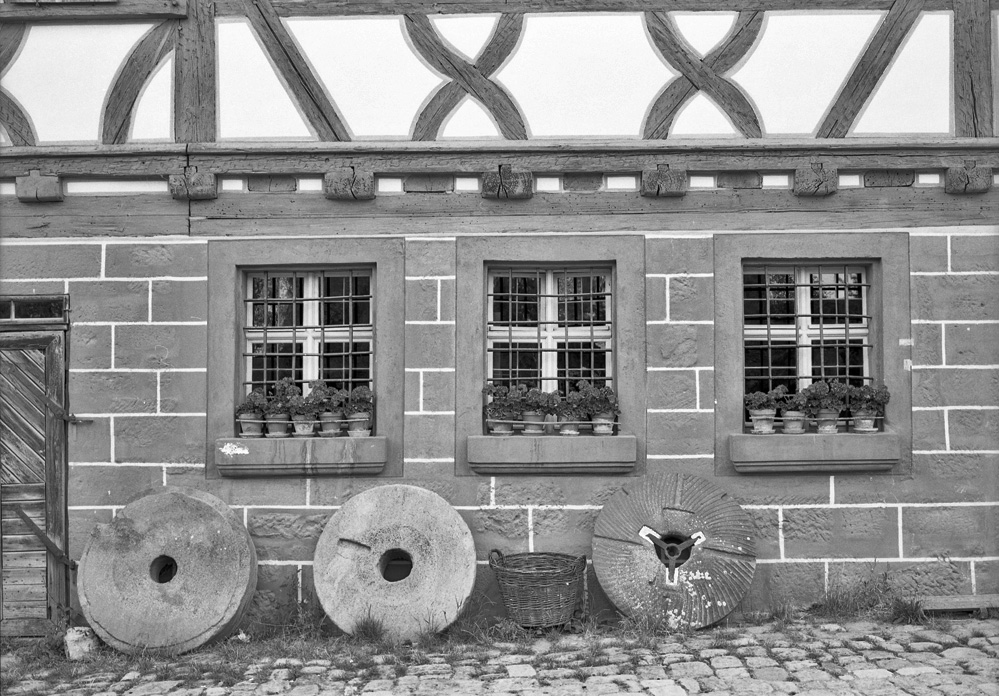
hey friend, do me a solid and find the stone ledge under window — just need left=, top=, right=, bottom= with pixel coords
left=214, top=436, right=387, bottom=477
left=729, top=432, right=900, bottom=473
left=467, top=433, right=637, bottom=475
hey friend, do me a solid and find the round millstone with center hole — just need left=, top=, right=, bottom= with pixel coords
left=77, top=487, right=257, bottom=655
left=312, top=484, right=476, bottom=641
left=593, top=472, right=756, bottom=630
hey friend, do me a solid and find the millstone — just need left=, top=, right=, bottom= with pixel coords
left=593, top=472, right=756, bottom=630
left=78, top=487, right=257, bottom=655
left=312, top=484, right=476, bottom=641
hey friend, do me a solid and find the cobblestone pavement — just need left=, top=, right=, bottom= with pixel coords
left=3, top=619, right=997, bottom=696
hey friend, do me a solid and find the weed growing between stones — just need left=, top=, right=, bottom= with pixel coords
left=813, top=566, right=925, bottom=623
left=352, top=610, right=388, bottom=645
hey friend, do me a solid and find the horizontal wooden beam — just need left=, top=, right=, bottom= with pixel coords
left=0, top=0, right=185, bottom=21
left=3, top=140, right=997, bottom=177
left=213, top=0, right=966, bottom=17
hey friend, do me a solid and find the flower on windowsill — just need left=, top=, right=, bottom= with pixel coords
left=800, top=380, right=848, bottom=415
left=263, top=377, right=301, bottom=415
left=523, top=387, right=559, bottom=416
left=482, top=383, right=522, bottom=422
left=235, top=389, right=267, bottom=417
left=847, top=383, right=890, bottom=415
left=576, top=380, right=620, bottom=417
left=743, top=384, right=788, bottom=412
left=344, top=386, right=374, bottom=416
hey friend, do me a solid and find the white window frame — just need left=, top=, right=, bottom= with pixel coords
left=485, top=266, right=615, bottom=393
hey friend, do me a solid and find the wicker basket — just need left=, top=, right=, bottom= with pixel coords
left=489, top=550, right=586, bottom=628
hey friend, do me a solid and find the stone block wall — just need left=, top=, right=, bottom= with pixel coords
left=2, top=224, right=997, bottom=625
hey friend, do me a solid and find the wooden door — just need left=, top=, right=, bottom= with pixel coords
left=0, top=331, right=69, bottom=637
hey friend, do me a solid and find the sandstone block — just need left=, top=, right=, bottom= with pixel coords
left=909, top=235, right=949, bottom=273
left=204, top=477, right=307, bottom=507
left=641, top=167, right=687, bottom=197
left=404, top=371, right=420, bottom=413
left=944, top=164, right=992, bottom=194
left=439, top=277, right=455, bottom=321
left=115, top=325, right=208, bottom=369
left=114, top=415, right=205, bottom=463
left=160, top=371, right=207, bottom=414
left=403, top=413, right=455, bottom=460
left=70, top=325, right=112, bottom=369
left=793, top=166, right=837, bottom=197
left=492, top=479, right=568, bottom=507
left=646, top=411, right=713, bottom=456
left=68, top=465, right=162, bottom=506
left=105, top=243, right=207, bottom=278
left=646, top=237, right=713, bottom=274
left=945, top=323, right=999, bottom=365
left=68, top=509, right=113, bottom=561
left=405, top=238, right=456, bottom=277
left=69, top=372, right=157, bottom=414
left=151, top=281, right=207, bottom=322
left=911, top=275, right=999, bottom=321
left=951, top=234, right=999, bottom=272
left=68, top=280, right=148, bottom=322
left=405, top=278, right=439, bottom=322
left=646, top=276, right=668, bottom=322
left=0, top=244, right=99, bottom=279
left=323, top=168, right=375, bottom=200
left=647, top=370, right=697, bottom=410
left=481, top=165, right=533, bottom=199
left=247, top=508, right=332, bottom=561
left=948, top=409, right=999, bottom=451
left=646, top=324, right=713, bottom=368
left=913, top=367, right=999, bottom=407
left=913, top=323, right=943, bottom=365
left=69, top=417, right=110, bottom=462
left=698, top=370, right=714, bottom=410
left=0, top=279, right=64, bottom=295
left=747, top=508, right=780, bottom=560
left=420, top=370, right=455, bottom=413
left=741, top=562, right=824, bottom=613
left=903, top=507, right=999, bottom=556
left=782, top=508, right=897, bottom=559
left=912, top=409, right=946, bottom=451
left=669, top=276, right=713, bottom=322
left=404, top=323, right=455, bottom=368
left=15, top=170, right=63, bottom=202
left=975, top=559, right=999, bottom=593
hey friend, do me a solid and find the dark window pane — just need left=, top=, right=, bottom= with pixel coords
left=0, top=301, right=10, bottom=320
left=322, top=274, right=371, bottom=326
left=810, top=272, right=865, bottom=324
left=321, top=341, right=371, bottom=391
left=251, top=275, right=303, bottom=327
left=249, top=342, right=303, bottom=391
left=491, top=342, right=540, bottom=388
left=744, top=342, right=797, bottom=395
left=811, top=340, right=865, bottom=385
left=556, top=341, right=608, bottom=393
left=491, top=275, right=539, bottom=326
left=13, top=298, right=64, bottom=319
left=557, top=274, right=608, bottom=325
left=743, top=272, right=795, bottom=325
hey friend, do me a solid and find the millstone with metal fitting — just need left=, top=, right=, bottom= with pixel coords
left=312, top=485, right=476, bottom=642
left=77, top=487, right=257, bottom=655
left=592, top=472, right=756, bottom=630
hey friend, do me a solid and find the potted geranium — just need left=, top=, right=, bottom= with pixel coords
left=577, top=380, right=620, bottom=435
left=287, top=393, right=319, bottom=437
left=235, top=389, right=268, bottom=438
left=555, top=389, right=586, bottom=436
left=780, top=391, right=808, bottom=434
left=522, top=387, right=558, bottom=435
left=743, top=384, right=787, bottom=434
left=263, top=378, right=300, bottom=437
left=344, top=385, right=374, bottom=437
left=309, top=381, right=349, bottom=437
left=483, top=383, right=521, bottom=435
left=847, top=383, right=890, bottom=433
left=801, top=380, right=848, bottom=434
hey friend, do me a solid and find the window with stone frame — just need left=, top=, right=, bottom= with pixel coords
left=485, top=266, right=615, bottom=395
left=242, top=268, right=373, bottom=397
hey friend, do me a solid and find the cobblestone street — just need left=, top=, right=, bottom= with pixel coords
left=3, top=619, right=997, bottom=696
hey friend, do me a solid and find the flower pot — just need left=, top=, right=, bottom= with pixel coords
left=487, top=420, right=514, bottom=436
left=264, top=413, right=291, bottom=438
left=557, top=418, right=580, bottom=436
left=815, top=408, right=841, bottom=434
left=236, top=413, right=264, bottom=438
left=591, top=412, right=616, bottom=436
left=292, top=415, right=315, bottom=437
left=521, top=411, right=545, bottom=435
left=851, top=409, right=878, bottom=433
left=347, top=412, right=371, bottom=432
left=748, top=408, right=777, bottom=434
left=781, top=410, right=806, bottom=434
left=318, top=411, right=344, bottom=437
left=347, top=429, right=371, bottom=438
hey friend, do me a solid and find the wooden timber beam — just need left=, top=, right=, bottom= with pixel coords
left=103, top=21, right=178, bottom=145
left=175, top=0, right=216, bottom=143
left=953, top=0, right=993, bottom=137
left=817, top=0, right=924, bottom=138
left=212, top=0, right=969, bottom=17
left=243, top=0, right=351, bottom=141
left=0, top=0, right=186, bottom=21
left=0, top=24, right=36, bottom=147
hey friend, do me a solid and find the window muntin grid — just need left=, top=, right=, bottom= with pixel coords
left=243, top=269, right=373, bottom=396
left=742, top=264, right=870, bottom=400
left=486, top=267, right=613, bottom=394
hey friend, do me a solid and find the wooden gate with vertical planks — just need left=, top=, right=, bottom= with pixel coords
left=1, top=298, right=71, bottom=637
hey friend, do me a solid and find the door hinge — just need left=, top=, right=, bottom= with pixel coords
left=11, top=506, right=78, bottom=572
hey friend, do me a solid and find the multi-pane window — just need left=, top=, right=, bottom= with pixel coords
left=242, top=269, right=373, bottom=395
left=743, top=264, right=871, bottom=397
left=486, top=267, right=614, bottom=393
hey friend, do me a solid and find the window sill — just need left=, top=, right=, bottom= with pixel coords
left=467, top=433, right=637, bottom=475
left=214, top=436, right=387, bottom=477
left=728, top=432, right=900, bottom=473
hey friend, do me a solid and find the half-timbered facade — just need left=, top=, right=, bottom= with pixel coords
left=1, top=0, right=997, bottom=634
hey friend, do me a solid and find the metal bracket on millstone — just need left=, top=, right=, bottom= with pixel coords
left=169, top=167, right=217, bottom=201
left=944, top=161, right=993, bottom=194
left=15, top=170, right=63, bottom=202
left=639, top=526, right=705, bottom=585
left=793, top=163, right=838, bottom=197
left=641, top=165, right=687, bottom=197
left=481, top=164, right=533, bottom=199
